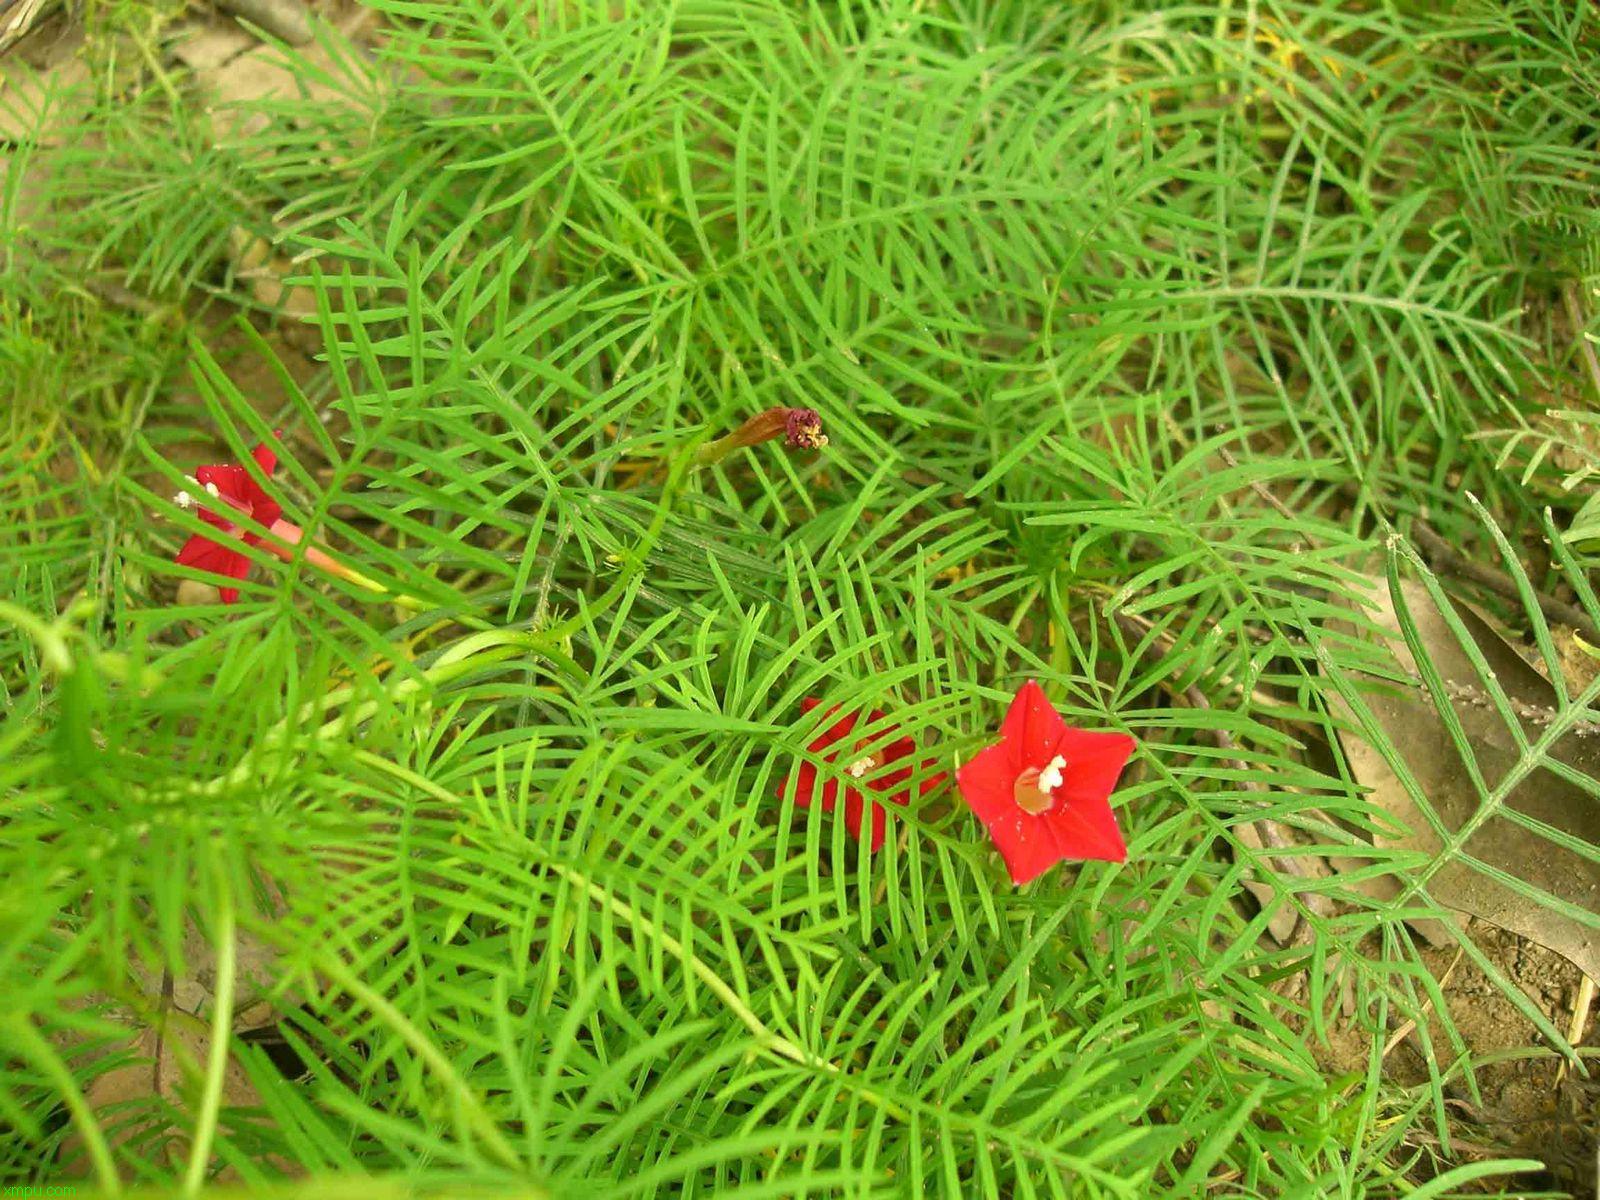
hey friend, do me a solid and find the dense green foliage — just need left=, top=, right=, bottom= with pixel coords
left=2, top=0, right=1597, bottom=1195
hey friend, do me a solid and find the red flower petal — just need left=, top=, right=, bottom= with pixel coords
left=781, top=698, right=939, bottom=854
left=987, top=811, right=1072, bottom=886
left=1001, top=680, right=1068, bottom=769
left=785, top=771, right=894, bottom=850
left=1041, top=791, right=1127, bottom=865
left=872, top=751, right=945, bottom=802
left=194, top=463, right=250, bottom=505
left=878, top=731, right=917, bottom=766
left=1052, top=728, right=1137, bottom=810
left=253, top=495, right=284, bottom=529
left=176, top=534, right=253, bottom=603
left=954, top=740, right=1019, bottom=825
left=194, top=442, right=282, bottom=525
left=779, top=760, right=821, bottom=810
left=252, top=439, right=279, bottom=477
left=192, top=506, right=240, bottom=537
left=840, top=786, right=889, bottom=852
left=874, top=761, right=915, bottom=794
left=175, top=533, right=242, bottom=575
left=214, top=552, right=254, bottom=604
left=801, top=699, right=862, bottom=754
left=174, top=440, right=288, bottom=603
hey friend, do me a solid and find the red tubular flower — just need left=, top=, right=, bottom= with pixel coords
left=173, top=440, right=283, bottom=604
left=779, top=698, right=943, bottom=852
left=956, top=680, right=1135, bottom=886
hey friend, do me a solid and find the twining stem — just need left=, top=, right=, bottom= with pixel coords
left=181, top=881, right=235, bottom=1198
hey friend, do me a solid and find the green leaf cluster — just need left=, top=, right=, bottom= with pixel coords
left=2, top=1, right=1597, bottom=1195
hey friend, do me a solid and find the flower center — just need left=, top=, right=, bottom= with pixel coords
left=1013, top=754, right=1068, bottom=815
left=845, top=754, right=879, bottom=779
left=173, top=478, right=220, bottom=510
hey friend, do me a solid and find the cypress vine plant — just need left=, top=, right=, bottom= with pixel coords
left=1, top=0, right=1597, bottom=1195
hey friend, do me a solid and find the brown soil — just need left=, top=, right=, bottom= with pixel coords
left=1315, top=919, right=1597, bottom=1194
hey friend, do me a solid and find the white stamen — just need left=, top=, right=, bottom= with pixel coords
left=1036, top=754, right=1068, bottom=794
left=845, top=757, right=874, bottom=779
left=174, top=490, right=196, bottom=509
left=205, top=481, right=221, bottom=498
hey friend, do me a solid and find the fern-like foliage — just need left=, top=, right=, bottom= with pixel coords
left=2, top=0, right=1597, bottom=1196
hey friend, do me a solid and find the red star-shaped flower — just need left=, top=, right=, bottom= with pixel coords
left=174, top=440, right=283, bottom=604
left=779, top=698, right=944, bottom=851
left=956, top=680, right=1135, bottom=886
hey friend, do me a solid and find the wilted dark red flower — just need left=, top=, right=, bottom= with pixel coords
left=780, top=698, right=943, bottom=852
left=956, top=681, right=1135, bottom=886
left=174, top=440, right=284, bottom=603
left=696, top=406, right=828, bottom=466
left=780, top=408, right=827, bottom=449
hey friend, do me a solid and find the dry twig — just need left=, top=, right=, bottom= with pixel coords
left=1556, top=973, right=1596, bottom=1086
left=1407, top=518, right=1600, bottom=646
left=0, top=0, right=50, bottom=52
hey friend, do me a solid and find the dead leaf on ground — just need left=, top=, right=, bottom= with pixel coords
left=189, top=9, right=381, bottom=144
left=51, top=880, right=291, bottom=1081
left=170, top=13, right=378, bottom=337
left=202, top=44, right=331, bottom=140
left=166, top=912, right=287, bottom=1032
left=171, top=20, right=257, bottom=74
left=215, top=0, right=315, bottom=46
left=53, top=896, right=299, bottom=1182
left=1327, top=573, right=1600, bottom=981
left=58, top=1014, right=270, bottom=1182
left=1551, top=625, right=1600, bottom=695
left=1232, top=816, right=1336, bottom=946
